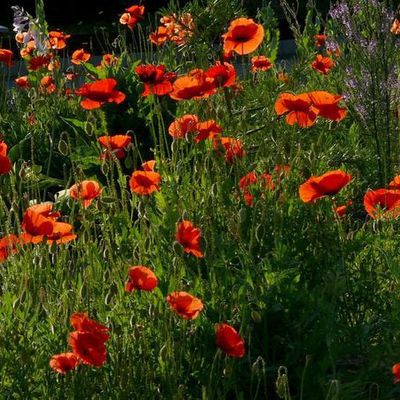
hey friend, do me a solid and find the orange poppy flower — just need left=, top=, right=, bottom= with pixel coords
left=98, top=134, right=131, bottom=159
left=275, top=93, right=318, bottom=128
left=46, top=222, right=77, bottom=245
left=0, top=49, right=13, bottom=66
left=69, top=180, right=102, bottom=208
left=135, top=64, right=177, bottom=97
left=194, top=120, right=222, bottom=143
left=363, top=189, right=400, bottom=219
left=70, top=312, right=110, bottom=340
left=40, top=76, right=56, bottom=94
left=205, top=62, right=236, bottom=88
left=299, top=170, right=352, bottom=203
left=0, top=141, right=12, bottom=175
left=308, top=91, right=347, bottom=122
left=393, top=363, right=400, bottom=384
left=311, top=54, right=334, bottom=75
left=48, top=31, right=71, bottom=50
left=15, top=76, right=29, bottom=88
left=142, top=160, right=156, bottom=171
left=71, top=48, right=91, bottom=65
left=76, top=78, right=126, bottom=110
left=150, top=26, right=170, bottom=46
left=120, top=5, right=145, bottom=30
left=129, top=170, right=161, bottom=195
left=169, top=69, right=216, bottom=101
left=20, top=203, right=69, bottom=245
left=20, top=204, right=57, bottom=244
left=176, top=220, right=203, bottom=258
left=49, top=353, right=79, bottom=374
left=314, top=34, right=326, bottom=47
left=166, top=291, right=204, bottom=320
left=222, top=18, right=264, bottom=55
left=168, top=114, right=199, bottom=139
left=27, top=54, right=52, bottom=71
left=69, top=330, right=108, bottom=367
left=251, top=56, right=272, bottom=72
left=391, top=19, right=400, bottom=35
left=0, top=234, right=19, bottom=263
left=214, top=137, right=245, bottom=163
left=125, top=266, right=158, bottom=292
left=216, top=323, right=245, bottom=358
left=388, top=176, right=400, bottom=189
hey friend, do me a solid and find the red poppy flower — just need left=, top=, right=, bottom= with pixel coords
left=0, top=141, right=12, bottom=175
left=308, top=91, right=347, bottom=122
left=27, top=54, right=52, bottom=71
left=388, top=176, right=400, bottom=189
left=0, top=234, right=19, bottom=263
left=393, top=363, right=400, bottom=384
left=168, top=114, right=199, bottom=139
left=48, top=31, right=70, bottom=50
left=213, top=137, right=245, bottom=163
left=69, top=330, right=107, bottom=367
left=223, top=18, right=264, bottom=55
left=311, top=54, right=334, bottom=75
left=216, top=323, right=245, bottom=358
left=46, top=222, right=77, bottom=245
left=299, top=170, right=352, bottom=203
left=169, top=69, right=217, bottom=101
left=166, top=291, right=204, bottom=320
left=135, top=64, right=177, bottom=96
left=194, top=120, right=222, bottom=143
left=100, top=54, right=119, bottom=69
left=275, top=93, right=318, bottom=128
left=70, top=312, right=110, bottom=340
left=239, top=172, right=258, bottom=206
left=76, top=78, right=126, bottom=110
left=69, top=180, right=102, bottom=208
left=176, top=220, right=204, bottom=258
left=20, top=205, right=56, bottom=244
left=142, top=160, right=156, bottom=171
left=125, top=266, right=158, bottom=292
left=205, top=62, right=236, bottom=88
left=363, top=189, right=400, bottom=219
left=71, top=48, right=91, bottom=65
left=120, top=5, right=145, bottom=30
left=314, top=34, right=326, bottom=47
left=0, top=49, right=13, bottom=66
left=129, top=170, right=161, bottom=195
left=334, top=200, right=352, bottom=218
left=49, top=353, right=79, bottom=374
left=260, top=173, right=275, bottom=191
left=98, top=134, right=131, bottom=159
left=15, top=76, right=29, bottom=88
left=251, top=56, right=273, bottom=73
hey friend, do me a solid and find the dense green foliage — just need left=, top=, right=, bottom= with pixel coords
left=0, top=0, right=400, bottom=399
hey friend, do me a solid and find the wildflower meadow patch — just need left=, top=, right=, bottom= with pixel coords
left=0, top=0, right=400, bottom=399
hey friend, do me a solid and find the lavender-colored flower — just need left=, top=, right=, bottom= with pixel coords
left=11, top=5, right=29, bottom=33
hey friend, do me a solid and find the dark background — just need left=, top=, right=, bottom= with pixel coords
left=0, top=1, right=332, bottom=34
